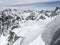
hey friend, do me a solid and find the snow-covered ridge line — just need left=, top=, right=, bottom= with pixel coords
left=41, top=11, right=60, bottom=45
left=0, top=7, right=60, bottom=45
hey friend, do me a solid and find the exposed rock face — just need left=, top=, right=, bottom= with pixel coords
left=40, top=16, right=46, bottom=20
left=50, top=28, right=60, bottom=45
left=7, top=31, right=20, bottom=45
left=0, top=11, right=20, bottom=36
left=54, top=40, right=60, bottom=45
left=50, top=7, right=60, bottom=17
left=0, top=9, right=21, bottom=45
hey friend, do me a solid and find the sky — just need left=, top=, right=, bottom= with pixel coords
left=0, top=0, right=60, bottom=6
left=0, top=0, right=60, bottom=10
left=11, top=1, right=60, bottom=7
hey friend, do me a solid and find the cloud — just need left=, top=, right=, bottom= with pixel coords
left=17, top=0, right=59, bottom=3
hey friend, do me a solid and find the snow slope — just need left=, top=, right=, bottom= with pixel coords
left=41, top=12, right=60, bottom=45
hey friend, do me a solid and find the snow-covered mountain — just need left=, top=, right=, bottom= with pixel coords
left=0, top=7, right=60, bottom=45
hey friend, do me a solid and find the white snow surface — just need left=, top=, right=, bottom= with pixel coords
left=0, top=8, right=59, bottom=45
left=12, top=17, right=55, bottom=45
left=0, top=14, right=56, bottom=45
